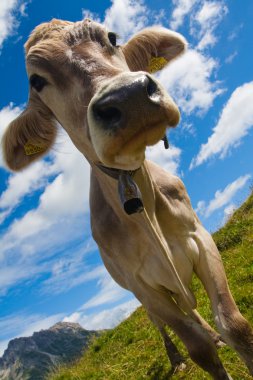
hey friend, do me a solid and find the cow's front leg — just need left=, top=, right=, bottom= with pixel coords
left=190, top=309, right=226, bottom=348
left=194, top=226, right=253, bottom=375
left=148, top=312, right=186, bottom=372
left=134, top=282, right=232, bottom=380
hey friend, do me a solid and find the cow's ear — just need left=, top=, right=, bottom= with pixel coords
left=122, top=27, right=187, bottom=73
left=2, top=100, right=57, bottom=171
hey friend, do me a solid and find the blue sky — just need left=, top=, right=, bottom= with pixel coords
left=0, top=0, right=253, bottom=355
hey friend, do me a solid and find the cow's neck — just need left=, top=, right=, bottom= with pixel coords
left=90, top=160, right=157, bottom=222
left=90, top=160, right=195, bottom=312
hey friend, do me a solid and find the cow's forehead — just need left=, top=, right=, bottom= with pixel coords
left=25, top=19, right=107, bottom=55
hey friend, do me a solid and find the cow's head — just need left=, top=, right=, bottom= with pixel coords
left=2, top=19, right=186, bottom=171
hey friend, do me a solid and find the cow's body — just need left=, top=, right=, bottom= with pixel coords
left=91, top=161, right=197, bottom=308
left=2, top=19, right=253, bottom=379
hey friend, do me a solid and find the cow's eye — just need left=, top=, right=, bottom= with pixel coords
left=29, top=74, right=47, bottom=92
left=108, top=32, right=117, bottom=47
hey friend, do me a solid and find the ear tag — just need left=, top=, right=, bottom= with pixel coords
left=148, top=56, right=168, bottom=73
left=24, top=142, right=45, bottom=156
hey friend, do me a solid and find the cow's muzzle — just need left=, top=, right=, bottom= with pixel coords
left=88, top=72, right=180, bottom=170
left=92, top=74, right=160, bottom=132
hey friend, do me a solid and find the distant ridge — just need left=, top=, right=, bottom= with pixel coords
left=0, top=322, right=99, bottom=380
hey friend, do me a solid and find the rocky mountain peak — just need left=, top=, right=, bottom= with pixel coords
left=0, top=321, right=99, bottom=380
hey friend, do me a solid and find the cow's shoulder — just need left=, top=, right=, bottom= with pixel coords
left=146, top=160, right=188, bottom=202
left=146, top=160, right=199, bottom=229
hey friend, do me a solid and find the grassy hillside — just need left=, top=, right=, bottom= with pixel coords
left=48, top=191, right=253, bottom=380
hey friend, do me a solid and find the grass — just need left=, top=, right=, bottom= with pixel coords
left=48, top=191, right=253, bottom=380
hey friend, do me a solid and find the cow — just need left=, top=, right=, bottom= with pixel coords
left=2, top=19, right=253, bottom=379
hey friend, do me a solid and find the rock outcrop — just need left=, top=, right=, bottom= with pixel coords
left=0, top=322, right=99, bottom=380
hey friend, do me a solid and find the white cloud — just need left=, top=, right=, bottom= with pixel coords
left=103, top=0, right=148, bottom=40
left=0, top=0, right=26, bottom=48
left=0, top=340, right=9, bottom=357
left=228, top=23, right=243, bottom=41
left=0, top=263, right=40, bottom=295
left=20, top=314, right=64, bottom=338
left=195, top=2, right=220, bottom=23
left=195, top=200, right=205, bottom=216
left=193, top=1, right=228, bottom=51
left=158, top=49, right=223, bottom=115
left=223, top=203, right=236, bottom=223
left=0, top=103, right=23, bottom=167
left=197, top=30, right=217, bottom=50
left=153, top=9, right=166, bottom=25
left=42, top=256, right=104, bottom=295
left=225, top=51, right=238, bottom=64
left=82, top=9, right=101, bottom=23
left=181, top=122, right=196, bottom=136
left=170, top=1, right=227, bottom=51
left=0, top=119, right=92, bottom=294
left=0, top=230, right=100, bottom=296
left=146, top=141, right=181, bottom=175
left=191, top=81, right=253, bottom=168
left=0, top=219, right=88, bottom=293
left=102, top=0, right=165, bottom=42
left=64, top=298, right=140, bottom=331
left=1, top=130, right=90, bottom=242
left=170, top=0, right=198, bottom=30
left=195, top=174, right=251, bottom=218
left=0, top=209, right=10, bottom=224
left=19, top=2, right=28, bottom=17
left=0, top=160, right=52, bottom=218
left=80, top=270, right=129, bottom=311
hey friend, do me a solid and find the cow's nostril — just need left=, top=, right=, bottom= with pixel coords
left=94, top=106, right=122, bottom=126
left=146, top=77, right=158, bottom=98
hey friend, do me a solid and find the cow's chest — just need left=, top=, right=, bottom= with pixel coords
left=93, top=209, right=198, bottom=297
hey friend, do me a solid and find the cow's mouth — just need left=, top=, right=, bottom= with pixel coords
left=113, top=122, right=168, bottom=168
left=89, top=112, right=179, bottom=170
left=120, top=123, right=167, bottom=154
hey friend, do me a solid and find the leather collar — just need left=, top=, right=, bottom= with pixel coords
left=95, top=164, right=143, bottom=214
left=96, top=164, right=139, bottom=180
left=94, top=134, right=169, bottom=214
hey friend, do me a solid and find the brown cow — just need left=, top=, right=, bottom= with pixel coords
left=2, top=19, right=253, bottom=379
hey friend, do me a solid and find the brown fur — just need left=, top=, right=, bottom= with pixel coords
left=24, top=19, right=72, bottom=53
